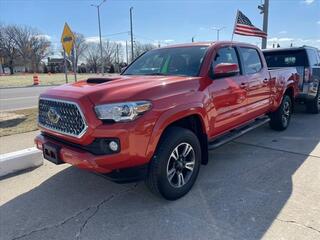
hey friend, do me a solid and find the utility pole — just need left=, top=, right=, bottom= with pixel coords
left=212, top=27, right=226, bottom=41
left=130, top=7, right=134, bottom=62
left=125, top=40, right=129, bottom=63
left=116, top=44, right=119, bottom=72
left=259, top=0, right=269, bottom=49
left=91, top=0, right=107, bottom=75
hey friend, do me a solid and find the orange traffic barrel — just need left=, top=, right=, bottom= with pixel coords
left=33, top=75, right=40, bottom=85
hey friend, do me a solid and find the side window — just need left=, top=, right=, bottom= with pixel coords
left=212, top=47, right=240, bottom=70
left=239, top=47, right=263, bottom=74
left=307, top=49, right=320, bottom=66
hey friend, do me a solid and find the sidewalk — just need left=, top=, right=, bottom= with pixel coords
left=0, top=130, right=39, bottom=154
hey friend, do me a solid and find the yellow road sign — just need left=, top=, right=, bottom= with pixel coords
left=61, top=23, right=75, bottom=56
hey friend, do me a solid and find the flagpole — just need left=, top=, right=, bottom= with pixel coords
left=231, top=10, right=240, bottom=43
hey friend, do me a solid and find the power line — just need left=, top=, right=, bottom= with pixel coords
left=101, top=31, right=130, bottom=37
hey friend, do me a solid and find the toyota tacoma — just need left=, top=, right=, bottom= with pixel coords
left=35, top=42, right=299, bottom=200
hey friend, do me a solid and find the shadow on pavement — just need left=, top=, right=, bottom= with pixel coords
left=0, top=105, right=319, bottom=240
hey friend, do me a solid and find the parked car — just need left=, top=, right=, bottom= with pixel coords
left=35, top=41, right=299, bottom=200
left=263, top=46, right=320, bottom=113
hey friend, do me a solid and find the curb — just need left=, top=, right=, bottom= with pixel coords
left=0, top=147, right=43, bottom=177
left=0, top=84, right=60, bottom=90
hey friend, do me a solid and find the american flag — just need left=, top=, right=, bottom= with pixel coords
left=233, top=10, right=267, bottom=38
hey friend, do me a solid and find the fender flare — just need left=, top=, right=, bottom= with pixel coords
left=145, top=102, right=209, bottom=160
left=271, top=79, right=297, bottom=112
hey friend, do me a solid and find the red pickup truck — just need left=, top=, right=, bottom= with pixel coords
left=35, top=42, right=299, bottom=200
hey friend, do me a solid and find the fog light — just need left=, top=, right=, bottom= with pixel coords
left=109, top=141, right=119, bottom=152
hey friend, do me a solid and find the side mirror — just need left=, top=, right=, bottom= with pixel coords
left=213, top=63, right=239, bottom=79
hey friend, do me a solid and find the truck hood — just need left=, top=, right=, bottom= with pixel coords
left=42, top=75, right=202, bottom=105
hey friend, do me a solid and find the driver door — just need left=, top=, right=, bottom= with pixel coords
left=208, top=47, right=249, bottom=137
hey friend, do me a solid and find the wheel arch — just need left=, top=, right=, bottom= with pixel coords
left=284, top=86, right=295, bottom=111
left=146, top=104, right=209, bottom=165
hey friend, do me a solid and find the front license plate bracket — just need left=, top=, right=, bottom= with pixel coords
left=43, top=143, right=64, bottom=165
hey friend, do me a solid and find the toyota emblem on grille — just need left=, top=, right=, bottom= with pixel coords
left=47, top=107, right=60, bottom=124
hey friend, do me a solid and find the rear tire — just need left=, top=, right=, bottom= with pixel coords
left=269, top=95, right=292, bottom=131
left=145, top=127, right=201, bottom=200
left=306, top=86, right=320, bottom=114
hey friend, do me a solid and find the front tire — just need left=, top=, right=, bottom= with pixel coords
left=269, top=95, right=292, bottom=131
left=145, top=127, right=201, bottom=200
left=306, top=86, right=320, bottom=114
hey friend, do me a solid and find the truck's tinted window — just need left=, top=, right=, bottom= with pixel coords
left=263, top=50, right=308, bottom=67
left=212, top=47, right=239, bottom=69
left=239, top=47, right=262, bottom=74
left=123, top=46, right=208, bottom=77
left=307, top=49, right=320, bottom=66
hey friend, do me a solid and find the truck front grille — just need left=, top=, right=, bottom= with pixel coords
left=38, top=98, right=88, bottom=138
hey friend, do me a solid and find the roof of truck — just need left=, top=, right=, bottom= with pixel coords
left=263, top=46, right=319, bottom=52
left=158, top=41, right=257, bottom=49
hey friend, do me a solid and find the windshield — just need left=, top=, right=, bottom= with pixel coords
left=123, top=46, right=208, bottom=77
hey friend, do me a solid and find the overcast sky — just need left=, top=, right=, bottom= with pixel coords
left=1, top=0, right=320, bottom=50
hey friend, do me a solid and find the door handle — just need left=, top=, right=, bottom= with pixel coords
left=263, top=78, right=269, bottom=84
left=240, top=82, right=247, bottom=89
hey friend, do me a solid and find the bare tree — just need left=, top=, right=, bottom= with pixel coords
left=84, top=40, right=125, bottom=73
left=12, top=25, right=51, bottom=72
left=84, top=42, right=101, bottom=73
left=134, top=42, right=156, bottom=59
left=0, top=24, right=51, bottom=73
left=0, top=25, right=20, bottom=74
left=102, top=40, right=117, bottom=65
left=68, top=32, right=88, bottom=72
left=28, top=35, right=51, bottom=72
left=11, top=25, right=33, bottom=71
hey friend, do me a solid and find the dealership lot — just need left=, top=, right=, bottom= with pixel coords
left=0, top=107, right=319, bottom=240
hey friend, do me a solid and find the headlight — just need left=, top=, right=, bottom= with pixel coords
left=94, top=101, right=152, bottom=122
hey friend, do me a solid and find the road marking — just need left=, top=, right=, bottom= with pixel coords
left=0, top=96, right=38, bottom=101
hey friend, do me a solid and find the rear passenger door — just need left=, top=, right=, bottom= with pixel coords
left=238, top=47, right=270, bottom=117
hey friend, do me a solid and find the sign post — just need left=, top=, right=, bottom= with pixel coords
left=61, top=23, right=76, bottom=83
left=73, top=47, right=77, bottom=82
left=63, top=50, right=68, bottom=83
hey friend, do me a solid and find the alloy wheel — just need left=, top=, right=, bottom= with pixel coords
left=166, top=143, right=195, bottom=188
left=282, top=100, right=291, bottom=127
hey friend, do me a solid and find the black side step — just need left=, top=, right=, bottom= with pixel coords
left=208, top=117, right=270, bottom=150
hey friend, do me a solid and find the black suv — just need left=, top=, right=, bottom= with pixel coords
left=263, top=46, right=320, bottom=113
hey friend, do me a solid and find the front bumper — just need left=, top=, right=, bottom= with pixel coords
left=35, top=132, right=150, bottom=179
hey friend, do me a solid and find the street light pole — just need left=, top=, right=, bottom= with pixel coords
left=130, top=7, right=134, bottom=62
left=259, top=0, right=269, bottom=49
left=91, top=0, right=106, bottom=75
left=212, top=27, right=226, bottom=41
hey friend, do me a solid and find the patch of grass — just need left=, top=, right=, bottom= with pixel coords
left=0, top=73, right=112, bottom=88
left=0, top=108, right=38, bottom=137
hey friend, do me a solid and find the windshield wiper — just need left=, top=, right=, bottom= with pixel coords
left=144, top=73, right=167, bottom=76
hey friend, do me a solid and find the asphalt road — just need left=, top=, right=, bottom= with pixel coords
left=0, top=108, right=319, bottom=240
left=0, top=86, right=53, bottom=111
